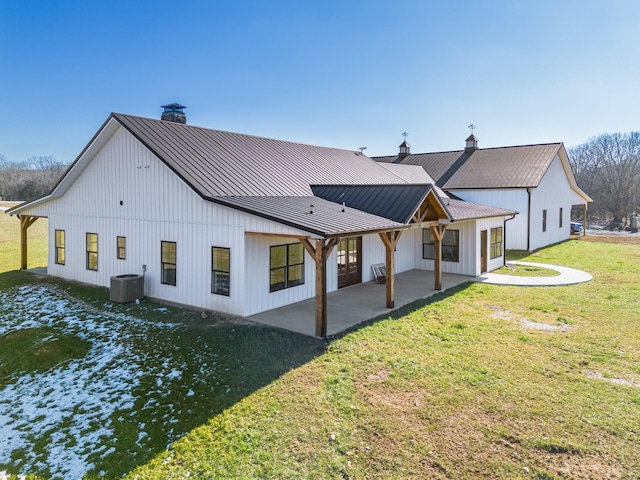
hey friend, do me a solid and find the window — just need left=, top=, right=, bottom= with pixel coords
left=86, top=233, right=98, bottom=271
left=270, top=243, right=305, bottom=292
left=117, top=236, right=126, bottom=260
left=161, top=241, right=176, bottom=286
left=542, top=209, right=547, bottom=232
left=559, top=208, right=563, bottom=228
left=422, top=228, right=459, bottom=262
left=490, top=227, right=503, bottom=259
left=55, top=229, right=65, bottom=265
left=212, top=247, right=230, bottom=296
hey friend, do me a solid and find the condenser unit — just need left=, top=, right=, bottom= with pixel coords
left=110, top=274, right=144, bottom=303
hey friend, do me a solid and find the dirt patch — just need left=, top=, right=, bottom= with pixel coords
left=491, top=309, right=570, bottom=332
left=578, top=234, right=640, bottom=245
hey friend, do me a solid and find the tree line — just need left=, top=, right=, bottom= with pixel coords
left=0, top=155, right=68, bottom=202
left=568, top=132, right=640, bottom=229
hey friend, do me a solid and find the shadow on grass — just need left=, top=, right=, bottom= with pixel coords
left=330, top=281, right=476, bottom=341
left=0, top=270, right=326, bottom=479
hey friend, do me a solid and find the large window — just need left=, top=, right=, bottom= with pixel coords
left=422, top=228, right=459, bottom=262
left=86, top=233, right=98, bottom=271
left=490, top=227, right=503, bottom=259
left=542, top=209, right=547, bottom=232
left=161, top=241, right=177, bottom=286
left=117, top=236, right=126, bottom=260
left=212, top=247, right=230, bottom=296
left=270, top=243, right=305, bottom=292
left=55, top=229, right=65, bottom=265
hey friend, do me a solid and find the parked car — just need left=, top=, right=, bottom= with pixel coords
left=570, top=222, right=583, bottom=234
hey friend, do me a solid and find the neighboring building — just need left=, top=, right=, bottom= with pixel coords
left=7, top=107, right=515, bottom=336
left=374, top=135, right=591, bottom=251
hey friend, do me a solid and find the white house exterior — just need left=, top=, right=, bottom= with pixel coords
left=375, top=137, right=591, bottom=251
left=7, top=109, right=515, bottom=335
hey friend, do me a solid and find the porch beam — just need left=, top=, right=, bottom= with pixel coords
left=19, top=215, right=38, bottom=270
left=300, top=238, right=316, bottom=259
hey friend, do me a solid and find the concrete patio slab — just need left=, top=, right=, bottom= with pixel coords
left=248, top=269, right=473, bottom=337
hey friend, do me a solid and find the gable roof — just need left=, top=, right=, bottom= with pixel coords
left=7, top=112, right=519, bottom=236
left=311, top=184, right=435, bottom=223
left=114, top=113, right=414, bottom=198
left=375, top=143, right=564, bottom=188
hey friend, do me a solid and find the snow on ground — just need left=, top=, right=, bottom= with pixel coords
left=0, top=284, right=209, bottom=479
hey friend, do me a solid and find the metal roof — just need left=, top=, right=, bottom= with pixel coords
left=114, top=113, right=416, bottom=198
left=445, top=198, right=517, bottom=221
left=373, top=143, right=564, bottom=189
left=444, top=143, right=562, bottom=189
left=311, top=184, right=433, bottom=223
left=214, top=196, right=408, bottom=237
left=374, top=151, right=464, bottom=183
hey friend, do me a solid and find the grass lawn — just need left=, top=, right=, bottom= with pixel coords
left=0, top=204, right=48, bottom=272
left=0, top=235, right=639, bottom=478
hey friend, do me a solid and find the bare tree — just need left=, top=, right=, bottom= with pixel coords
left=569, top=132, right=640, bottom=228
left=0, top=155, right=67, bottom=202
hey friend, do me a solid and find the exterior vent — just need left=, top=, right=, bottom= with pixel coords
left=161, top=103, right=187, bottom=124
left=110, top=274, right=144, bottom=303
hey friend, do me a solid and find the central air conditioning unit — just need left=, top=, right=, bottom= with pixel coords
left=110, top=274, right=145, bottom=303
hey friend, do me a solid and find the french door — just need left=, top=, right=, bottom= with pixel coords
left=337, top=237, right=362, bottom=288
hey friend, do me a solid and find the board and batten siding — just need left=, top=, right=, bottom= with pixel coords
left=242, top=230, right=419, bottom=317
left=22, top=126, right=317, bottom=317
left=476, top=217, right=509, bottom=273
left=528, top=155, right=583, bottom=251
left=448, top=189, right=528, bottom=250
left=417, top=221, right=478, bottom=276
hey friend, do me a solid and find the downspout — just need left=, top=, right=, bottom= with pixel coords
left=526, top=188, right=532, bottom=251
left=504, top=214, right=517, bottom=266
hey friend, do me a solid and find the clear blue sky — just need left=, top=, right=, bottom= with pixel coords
left=1, top=0, right=638, bottom=163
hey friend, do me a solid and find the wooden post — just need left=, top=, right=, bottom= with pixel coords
left=430, top=224, right=447, bottom=291
left=314, top=239, right=326, bottom=337
left=306, top=238, right=338, bottom=338
left=583, top=203, right=588, bottom=237
left=378, top=231, right=402, bottom=308
left=19, top=215, right=38, bottom=270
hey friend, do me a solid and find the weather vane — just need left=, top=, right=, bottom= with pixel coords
left=402, top=132, right=408, bottom=140
left=468, top=124, right=476, bottom=133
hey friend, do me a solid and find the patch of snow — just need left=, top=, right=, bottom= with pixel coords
left=585, top=370, right=640, bottom=388
left=0, top=284, right=197, bottom=479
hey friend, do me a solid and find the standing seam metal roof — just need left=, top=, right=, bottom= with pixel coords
left=373, top=143, right=563, bottom=189
left=311, top=184, right=433, bottom=224
left=114, top=113, right=417, bottom=198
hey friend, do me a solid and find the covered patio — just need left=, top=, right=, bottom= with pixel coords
left=249, top=269, right=473, bottom=337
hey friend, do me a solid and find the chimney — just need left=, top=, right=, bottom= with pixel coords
left=161, top=103, right=187, bottom=124
left=465, top=134, right=478, bottom=152
left=399, top=140, right=411, bottom=157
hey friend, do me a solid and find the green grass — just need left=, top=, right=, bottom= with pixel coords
left=0, top=327, right=92, bottom=384
left=124, top=238, right=640, bottom=479
left=1, top=237, right=640, bottom=479
left=0, top=208, right=48, bottom=272
left=493, top=263, right=560, bottom=277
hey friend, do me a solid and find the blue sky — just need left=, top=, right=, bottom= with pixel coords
left=1, top=0, right=638, bottom=163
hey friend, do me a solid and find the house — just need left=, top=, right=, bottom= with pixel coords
left=7, top=106, right=516, bottom=337
left=374, top=135, right=591, bottom=251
